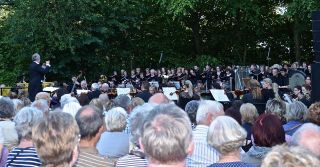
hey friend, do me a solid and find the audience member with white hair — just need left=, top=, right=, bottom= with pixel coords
left=31, top=99, right=50, bottom=112
left=207, top=116, right=255, bottom=167
left=62, top=102, right=81, bottom=118
left=116, top=103, right=156, bottom=167
left=148, top=93, right=170, bottom=104
left=60, top=94, right=79, bottom=108
left=6, top=107, right=44, bottom=166
left=265, top=99, right=286, bottom=123
left=291, top=123, right=320, bottom=157
left=0, top=97, right=18, bottom=149
left=140, top=104, right=194, bottom=167
left=96, top=107, right=129, bottom=158
left=88, top=83, right=101, bottom=100
left=261, top=145, right=320, bottom=167
left=283, top=101, right=307, bottom=136
left=187, top=100, right=224, bottom=167
left=12, top=99, right=24, bottom=115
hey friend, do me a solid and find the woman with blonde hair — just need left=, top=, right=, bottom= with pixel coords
left=178, top=80, right=200, bottom=109
left=242, top=79, right=263, bottom=104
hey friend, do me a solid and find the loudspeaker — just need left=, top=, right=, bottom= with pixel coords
left=311, top=11, right=320, bottom=102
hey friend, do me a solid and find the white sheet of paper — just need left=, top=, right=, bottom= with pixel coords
left=76, top=89, right=90, bottom=95
left=116, top=88, right=131, bottom=95
left=162, top=87, right=178, bottom=100
left=43, top=87, right=59, bottom=92
left=210, top=89, right=230, bottom=102
left=149, top=82, right=159, bottom=88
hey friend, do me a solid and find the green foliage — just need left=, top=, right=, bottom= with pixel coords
left=0, top=0, right=319, bottom=85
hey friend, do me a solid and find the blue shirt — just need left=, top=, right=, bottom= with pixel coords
left=96, top=131, right=129, bottom=158
left=6, top=147, right=41, bottom=167
left=208, top=162, right=257, bottom=167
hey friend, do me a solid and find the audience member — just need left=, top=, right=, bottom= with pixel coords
left=261, top=145, right=320, bottom=167
left=75, top=105, right=115, bottom=166
left=31, top=99, right=50, bottom=112
left=136, top=81, right=152, bottom=102
left=283, top=101, right=307, bottom=136
left=0, top=97, right=18, bottom=149
left=6, top=107, right=43, bottom=166
left=305, top=102, right=320, bottom=125
left=32, top=111, right=79, bottom=167
left=89, top=98, right=104, bottom=111
left=291, top=123, right=320, bottom=157
left=184, top=100, right=199, bottom=129
left=242, top=114, right=285, bottom=166
left=187, top=100, right=224, bottom=167
left=96, top=107, right=129, bottom=158
left=207, top=116, right=255, bottom=167
left=116, top=103, right=156, bottom=167
left=140, top=104, right=193, bottom=167
left=148, top=93, right=170, bottom=104
left=62, top=101, right=81, bottom=118
left=114, top=94, right=131, bottom=111
left=128, top=97, right=145, bottom=112
left=239, top=103, right=259, bottom=152
left=265, top=99, right=286, bottom=123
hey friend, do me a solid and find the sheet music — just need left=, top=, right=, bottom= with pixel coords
left=116, top=88, right=131, bottom=95
left=149, top=81, right=159, bottom=88
left=162, top=87, right=178, bottom=101
left=43, top=87, right=59, bottom=92
left=209, top=89, right=230, bottom=102
left=76, top=89, right=90, bottom=95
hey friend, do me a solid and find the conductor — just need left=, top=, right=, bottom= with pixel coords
left=28, top=53, right=51, bottom=101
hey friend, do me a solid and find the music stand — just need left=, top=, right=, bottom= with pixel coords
left=162, top=87, right=178, bottom=101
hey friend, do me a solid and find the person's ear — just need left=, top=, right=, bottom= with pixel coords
left=139, top=137, right=145, bottom=152
left=69, top=145, right=79, bottom=167
left=187, top=141, right=194, bottom=156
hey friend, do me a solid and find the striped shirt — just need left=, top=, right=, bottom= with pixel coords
left=115, top=149, right=147, bottom=167
left=76, top=147, right=116, bottom=167
left=186, top=125, right=219, bottom=167
left=6, top=147, right=41, bottom=167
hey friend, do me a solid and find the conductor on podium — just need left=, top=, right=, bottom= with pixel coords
left=28, top=53, right=51, bottom=101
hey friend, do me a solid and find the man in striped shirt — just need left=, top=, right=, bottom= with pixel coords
left=187, top=100, right=224, bottom=167
left=75, top=105, right=116, bottom=167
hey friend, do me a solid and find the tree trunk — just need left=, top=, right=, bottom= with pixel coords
left=293, top=19, right=301, bottom=62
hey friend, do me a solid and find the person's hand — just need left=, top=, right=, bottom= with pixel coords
left=46, top=60, right=50, bottom=66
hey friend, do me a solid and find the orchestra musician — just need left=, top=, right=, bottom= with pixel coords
left=202, top=64, right=213, bottom=90
left=28, top=53, right=51, bottom=102
left=178, top=80, right=200, bottom=109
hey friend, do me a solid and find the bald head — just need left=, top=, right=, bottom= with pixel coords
left=291, top=123, right=320, bottom=157
left=148, top=93, right=170, bottom=104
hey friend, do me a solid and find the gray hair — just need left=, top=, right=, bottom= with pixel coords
left=104, top=107, right=127, bottom=132
left=114, top=94, right=131, bottom=111
left=32, top=53, right=40, bottom=61
left=291, top=123, right=320, bottom=157
left=129, top=103, right=156, bottom=146
left=76, top=105, right=103, bottom=140
left=185, top=100, right=199, bottom=124
left=60, top=94, right=79, bottom=108
left=31, top=99, right=49, bottom=112
left=91, top=83, right=99, bottom=91
left=207, top=116, right=247, bottom=155
left=196, top=100, right=224, bottom=123
left=286, top=101, right=307, bottom=122
left=14, top=107, right=44, bottom=141
left=62, top=102, right=81, bottom=118
left=0, top=97, right=14, bottom=118
left=265, top=99, right=286, bottom=119
left=12, top=99, right=24, bottom=115
left=141, top=104, right=193, bottom=164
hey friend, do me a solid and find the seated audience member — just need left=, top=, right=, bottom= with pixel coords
left=148, top=93, right=170, bottom=104
left=261, top=145, right=320, bottom=167
left=76, top=105, right=115, bottom=166
left=100, top=83, right=109, bottom=94
left=187, top=100, right=224, bottom=167
left=305, top=102, right=320, bottom=126
left=128, top=97, right=145, bottom=112
left=291, top=123, right=320, bottom=157
left=62, top=101, right=81, bottom=118
left=6, top=107, right=43, bottom=166
left=60, top=94, right=79, bottom=108
left=114, top=94, right=131, bottom=112
left=140, top=104, right=194, bottom=167
left=98, top=93, right=109, bottom=111
left=136, top=81, right=152, bottom=102
left=35, top=92, right=51, bottom=108
left=0, top=97, right=18, bottom=150
left=116, top=103, right=156, bottom=167
left=242, top=114, right=285, bottom=166
left=32, top=111, right=79, bottom=167
left=184, top=100, right=199, bottom=129
left=224, top=107, right=242, bottom=125
left=283, top=101, right=307, bottom=136
left=31, top=99, right=50, bottom=112
left=89, top=98, right=104, bottom=111
left=78, top=93, right=90, bottom=106
left=88, top=83, right=101, bottom=101
left=96, top=107, right=129, bottom=158
left=207, top=116, right=256, bottom=167
left=265, top=99, right=286, bottom=123
left=239, top=103, right=259, bottom=152
left=12, top=99, right=24, bottom=115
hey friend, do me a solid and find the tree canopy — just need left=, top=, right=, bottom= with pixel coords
left=0, top=0, right=319, bottom=85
